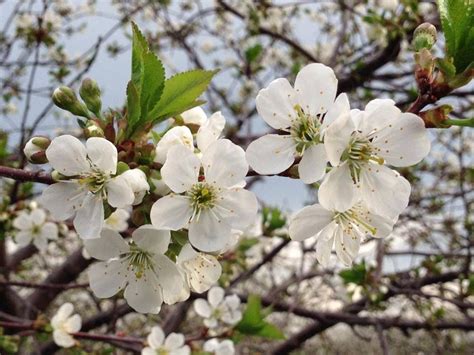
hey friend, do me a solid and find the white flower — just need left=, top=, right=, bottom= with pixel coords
left=177, top=243, right=222, bottom=293
left=13, top=208, right=58, bottom=251
left=16, top=13, right=35, bottom=30
left=40, top=135, right=140, bottom=239
left=150, top=139, right=258, bottom=252
left=120, top=169, right=150, bottom=205
left=289, top=201, right=395, bottom=266
left=84, top=225, right=188, bottom=314
left=375, top=0, right=398, bottom=12
left=181, top=106, right=207, bottom=126
left=193, top=286, right=242, bottom=328
left=320, top=99, right=430, bottom=219
left=154, top=111, right=225, bottom=164
left=246, top=63, right=350, bottom=184
left=203, top=339, right=235, bottom=355
left=142, top=326, right=190, bottom=355
left=51, top=303, right=81, bottom=348
left=105, top=208, right=130, bottom=232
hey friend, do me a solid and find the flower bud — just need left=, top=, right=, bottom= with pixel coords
left=52, top=86, right=90, bottom=118
left=84, top=120, right=104, bottom=138
left=24, top=136, right=50, bottom=164
left=412, top=23, right=437, bottom=51
left=79, top=78, right=102, bottom=116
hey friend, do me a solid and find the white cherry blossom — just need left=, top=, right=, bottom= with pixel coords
left=142, top=326, right=190, bottom=355
left=177, top=243, right=222, bottom=293
left=203, top=339, right=235, bottom=355
left=193, top=286, right=242, bottom=328
left=120, top=168, right=150, bottom=204
left=104, top=208, right=130, bottom=232
left=289, top=201, right=395, bottom=266
left=150, top=139, right=258, bottom=252
left=246, top=63, right=350, bottom=184
left=180, top=106, right=207, bottom=126
left=40, top=135, right=146, bottom=239
left=320, top=99, right=430, bottom=218
left=13, top=208, right=58, bottom=251
left=84, top=225, right=188, bottom=314
left=51, top=303, right=81, bottom=348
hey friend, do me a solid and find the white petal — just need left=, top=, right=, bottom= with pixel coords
left=164, top=333, right=185, bottom=350
left=367, top=210, right=395, bottom=238
left=13, top=212, right=32, bottom=230
left=133, top=225, right=170, bottom=255
left=86, top=137, right=117, bottom=175
left=147, top=326, right=165, bottom=348
left=255, top=78, right=297, bottom=130
left=40, top=222, right=58, bottom=241
left=74, top=193, right=104, bottom=239
left=30, top=208, right=46, bottom=225
left=124, top=270, right=163, bottom=314
left=318, top=163, right=358, bottom=212
left=214, top=188, right=258, bottom=231
left=119, top=169, right=150, bottom=205
left=316, top=223, right=337, bottom=266
left=15, top=230, right=33, bottom=247
left=202, top=139, right=247, bottom=188
left=373, top=112, right=431, bottom=167
left=324, top=112, right=355, bottom=166
left=33, top=235, right=48, bottom=251
left=64, top=314, right=82, bottom=333
left=106, top=175, right=135, bottom=208
left=294, top=63, right=338, bottom=117
left=208, top=286, right=225, bottom=307
left=161, top=145, right=200, bottom=193
left=188, top=210, right=232, bottom=252
left=88, top=260, right=128, bottom=298
left=289, top=204, right=334, bottom=241
left=142, top=348, right=156, bottom=355
left=53, top=330, right=75, bottom=348
left=46, top=135, right=90, bottom=176
left=40, top=182, right=87, bottom=220
left=154, top=254, right=189, bottom=304
left=154, top=126, right=194, bottom=164
left=150, top=195, right=192, bottom=230
left=197, top=111, right=226, bottom=152
left=194, top=299, right=212, bottom=318
left=335, top=225, right=360, bottom=266
left=321, top=93, right=350, bottom=132
left=358, top=99, right=400, bottom=136
left=83, top=228, right=129, bottom=260
left=181, top=106, right=207, bottom=125
left=359, top=164, right=411, bottom=219
left=298, top=144, right=327, bottom=184
left=245, top=134, right=296, bottom=175
left=51, top=303, right=73, bottom=327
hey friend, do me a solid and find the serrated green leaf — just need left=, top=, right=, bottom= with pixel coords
left=141, top=50, right=165, bottom=116
left=131, top=22, right=148, bottom=88
left=438, top=0, right=474, bottom=73
left=147, top=69, right=218, bottom=122
left=126, top=81, right=141, bottom=135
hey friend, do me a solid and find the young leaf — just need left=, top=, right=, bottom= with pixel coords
left=438, top=0, right=474, bottom=73
left=131, top=22, right=148, bottom=88
left=126, top=81, right=141, bottom=135
left=147, top=69, right=218, bottom=122
left=140, top=50, right=165, bottom=117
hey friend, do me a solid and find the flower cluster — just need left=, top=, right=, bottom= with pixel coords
left=247, top=63, right=431, bottom=266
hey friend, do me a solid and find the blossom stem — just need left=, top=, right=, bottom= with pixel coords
left=0, top=165, right=54, bottom=184
left=444, top=117, right=474, bottom=128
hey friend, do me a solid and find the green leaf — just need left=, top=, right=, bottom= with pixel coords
left=140, top=50, right=165, bottom=117
left=339, top=261, right=367, bottom=285
left=438, top=0, right=474, bottom=73
left=245, top=44, right=263, bottom=63
left=126, top=81, right=141, bottom=134
left=236, top=295, right=285, bottom=340
left=131, top=22, right=148, bottom=88
left=147, top=69, right=218, bottom=122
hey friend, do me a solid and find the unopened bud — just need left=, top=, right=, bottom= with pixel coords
left=52, top=86, right=90, bottom=118
left=84, top=121, right=104, bottom=138
left=413, top=23, right=437, bottom=51
left=24, top=137, right=50, bottom=164
left=79, top=78, right=102, bottom=116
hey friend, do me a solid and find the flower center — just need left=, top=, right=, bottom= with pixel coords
left=341, top=135, right=385, bottom=182
left=335, top=205, right=377, bottom=237
left=157, top=349, right=170, bottom=355
left=290, top=105, right=321, bottom=154
left=125, top=245, right=154, bottom=279
left=31, top=225, right=41, bottom=235
left=79, top=169, right=110, bottom=194
left=187, top=183, right=218, bottom=221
